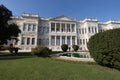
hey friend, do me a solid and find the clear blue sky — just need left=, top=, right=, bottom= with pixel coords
left=1, top=0, right=120, bottom=21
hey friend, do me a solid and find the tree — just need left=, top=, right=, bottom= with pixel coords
left=0, top=5, right=21, bottom=45
left=61, top=44, right=68, bottom=52
left=72, top=45, right=79, bottom=52
left=87, top=28, right=120, bottom=70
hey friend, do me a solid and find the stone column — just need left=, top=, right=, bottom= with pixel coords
left=65, top=24, right=67, bottom=32
left=65, top=36, right=67, bottom=44
left=55, top=36, right=56, bottom=46
left=30, top=38, right=32, bottom=45
left=60, top=36, right=62, bottom=46
left=49, top=22, right=51, bottom=32
left=75, top=36, right=77, bottom=45
left=60, top=23, right=61, bottom=32
left=55, top=23, right=56, bottom=32
left=49, top=36, right=51, bottom=46
left=75, top=24, right=76, bottom=33
left=70, top=24, right=72, bottom=32
left=71, top=36, right=72, bottom=46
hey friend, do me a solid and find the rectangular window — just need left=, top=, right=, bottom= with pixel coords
left=33, top=24, right=36, bottom=31
left=88, top=27, right=91, bottom=33
left=83, top=39, right=85, bottom=45
left=80, top=39, right=82, bottom=45
left=77, top=29, right=79, bottom=34
left=46, top=39, right=49, bottom=45
left=67, top=36, right=70, bottom=45
left=62, top=36, right=65, bottom=44
left=51, top=36, right=55, bottom=45
left=82, top=28, right=84, bottom=34
left=77, top=39, right=79, bottom=45
left=43, top=27, right=46, bottom=33
left=67, top=24, right=70, bottom=32
left=56, top=36, right=60, bottom=45
left=79, top=29, right=81, bottom=34
left=47, top=27, right=49, bottom=33
left=56, top=23, right=60, bottom=32
left=86, top=39, right=87, bottom=44
left=43, top=39, right=45, bottom=45
left=51, top=23, right=55, bottom=32
left=72, top=36, right=75, bottom=45
left=27, top=38, right=30, bottom=45
left=22, top=37, right=26, bottom=45
left=32, top=38, right=35, bottom=45
left=71, top=24, right=75, bottom=32
left=39, top=27, right=42, bottom=33
left=23, top=24, right=27, bottom=31
left=28, top=24, right=31, bottom=31
left=39, top=39, right=42, bottom=45
left=95, top=27, right=97, bottom=33
left=61, top=24, right=65, bottom=32
left=92, top=27, right=94, bottom=33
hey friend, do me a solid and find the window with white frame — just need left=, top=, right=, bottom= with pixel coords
left=51, top=23, right=55, bottom=32
left=51, top=36, right=55, bottom=45
left=83, top=39, right=85, bottom=45
left=23, top=23, right=27, bottom=31
left=22, top=37, right=26, bottom=45
left=32, top=38, right=35, bottom=45
left=67, top=36, right=70, bottom=45
left=71, top=24, right=75, bottom=32
left=67, top=24, right=70, bottom=32
left=95, top=27, right=97, bottom=33
left=80, top=39, right=82, bottom=45
left=33, top=24, right=36, bottom=31
left=56, top=36, right=60, bottom=45
left=88, top=27, right=91, bottom=33
left=62, top=36, right=65, bottom=44
left=72, top=36, right=75, bottom=45
left=28, top=24, right=31, bottom=31
left=61, top=24, right=65, bottom=32
left=27, top=38, right=30, bottom=45
left=56, top=23, right=60, bottom=32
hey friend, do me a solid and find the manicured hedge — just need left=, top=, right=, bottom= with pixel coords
left=61, top=44, right=68, bottom=52
left=31, top=46, right=52, bottom=57
left=87, top=28, right=120, bottom=70
left=72, top=45, right=79, bottom=52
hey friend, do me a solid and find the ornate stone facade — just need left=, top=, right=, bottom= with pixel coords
left=10, top=13, right=120, bottom=51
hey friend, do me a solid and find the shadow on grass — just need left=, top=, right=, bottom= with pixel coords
left=0, top=52, right=34, bottom=60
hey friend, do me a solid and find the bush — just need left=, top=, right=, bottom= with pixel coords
left=31, top=46, right=51, bottom=57
left=1, top=46, right=20, bottom=54
left=61, top=44, right=68, bottom=52
left=72, top=45, right=79, bottom=52
left=87, top=28, right=120, bottom=70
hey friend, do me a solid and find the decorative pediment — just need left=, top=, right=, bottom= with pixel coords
left=50, top=15, right=76, bottom=21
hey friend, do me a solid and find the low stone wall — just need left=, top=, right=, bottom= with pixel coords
left=55, top=56, right=95, bottom=62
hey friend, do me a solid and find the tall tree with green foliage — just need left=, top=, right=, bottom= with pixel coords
left=87, top=28, right=120, bottom=70
left=0, top=4, right=21, bottom=45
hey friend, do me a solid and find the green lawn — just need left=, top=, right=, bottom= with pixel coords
left=0, top=57, right=120, bottom=80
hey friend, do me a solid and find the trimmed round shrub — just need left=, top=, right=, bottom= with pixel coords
left=61, top=44, right=68, bottom=52
left=31, top=46, right=51, bottom=57
left=72, top=45, right=79, bottom=52
left=87, top=28, right=120, bottom=70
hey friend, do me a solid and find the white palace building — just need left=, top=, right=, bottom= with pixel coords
left=9, top=13, right=120, bottom=51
